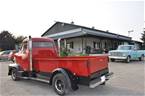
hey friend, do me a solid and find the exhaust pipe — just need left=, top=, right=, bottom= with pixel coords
left=57, top=38, right=61, bottom=56
left=29, top=36, right=33, bottom=71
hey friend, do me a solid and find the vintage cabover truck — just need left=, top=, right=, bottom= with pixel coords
left=8, top=37, right=113, bottom=95
left=109, top=45, right=145, bottom=63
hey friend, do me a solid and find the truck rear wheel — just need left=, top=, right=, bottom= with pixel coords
left=100, top=82, right=106, bottom=85
left=11, top=68, right=20, bottom=81
left=52, top=73, right=71, bottom=95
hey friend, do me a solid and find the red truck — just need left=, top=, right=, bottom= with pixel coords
left=8, top=37, right=113, bottom=95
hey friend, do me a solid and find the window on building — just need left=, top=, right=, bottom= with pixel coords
left=97, top=42, right=100, bottom=48
left=105, top=42, right=107, bottom=48
left=93, top=41, right=100, bottom=49
left=93, top=42, right=96, bottom=48
left=70, top=42, right=74, bottom=49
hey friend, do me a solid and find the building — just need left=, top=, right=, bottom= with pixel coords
left=42, top=22, right=132, bottom=54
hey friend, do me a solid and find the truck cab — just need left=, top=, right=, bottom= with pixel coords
left=8, top=37, right=113, bottom=95
left=109, top=45, right=145, bottom=63
left=13, top=37, right=58, bottom=71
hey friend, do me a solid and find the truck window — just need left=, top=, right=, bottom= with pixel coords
left=32, top=42, right=54, bottom=48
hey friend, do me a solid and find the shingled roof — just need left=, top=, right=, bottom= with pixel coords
left=42, top=21, right=131, bottom=41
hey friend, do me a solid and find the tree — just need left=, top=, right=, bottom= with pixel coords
left=0, top=31, right=26, bottom=51
left=15, top=36, right=27, bottom=44
left=0, top=31, right=15, bottom=50
left=141, top=28, right=145, bottom=49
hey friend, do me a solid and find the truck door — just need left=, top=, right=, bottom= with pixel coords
left=32, top=41, right=57, bottom=72
left=131, top=46, right=137, bottom=59
left=15, top=40, right=30, bottom=71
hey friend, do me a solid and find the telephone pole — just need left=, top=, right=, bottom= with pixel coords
left=128, top=30, right=134, bottom=36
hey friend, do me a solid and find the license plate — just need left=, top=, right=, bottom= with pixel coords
left=101, top=76, right=106, bottom=82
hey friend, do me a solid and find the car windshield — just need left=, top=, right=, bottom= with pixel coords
left=117, top=46, right=132, bottom=50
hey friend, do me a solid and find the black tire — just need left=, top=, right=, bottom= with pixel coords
left=52, top=73, right=71, bottom=96
left=126, top=56, right=130, bottom=63
left=139, top=55, right=144, bottom=61
left=110, top=59, right=115, bottom=62
left=11, top=68, right=20, bottom=81
left=100, top=82, right=106, bottom=85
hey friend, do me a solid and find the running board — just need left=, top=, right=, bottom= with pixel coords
left=21, top=77, right=50, bottom=83
left=30, top=77, right=50, bottom=83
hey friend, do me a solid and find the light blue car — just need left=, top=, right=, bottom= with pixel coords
left=109, top=45, right=145, bottom=63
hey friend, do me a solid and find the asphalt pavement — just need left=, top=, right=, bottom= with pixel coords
left=0, top=60, right=144, bottom=96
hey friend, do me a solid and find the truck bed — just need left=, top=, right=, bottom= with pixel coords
left=33, top=55, right=108, bottom=77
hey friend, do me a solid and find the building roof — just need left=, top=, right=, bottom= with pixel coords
left=42, top=21, right=131, bottom=41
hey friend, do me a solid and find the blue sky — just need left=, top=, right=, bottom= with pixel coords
left=0, top=0, right=144, bottom=41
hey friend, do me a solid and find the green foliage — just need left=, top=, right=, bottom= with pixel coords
left=60, top=48, right=87, bottom=57
left=67, top=52, right=87, bottom=56
left=15, top=36, right=27, bottom=44
left=141, top=28, right=145, bottom=49
left=0, top=31, right=15, bottom=50
left=78, top=53, right=87, bottom=56
left=60, top=50, right=68, bottom=57
left=0, top=31, right=15, bottom=40
left=0, top=30, right=26, bottom=50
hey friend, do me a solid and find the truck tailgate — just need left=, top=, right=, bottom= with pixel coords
left=88, top=55, right=108, bottom=74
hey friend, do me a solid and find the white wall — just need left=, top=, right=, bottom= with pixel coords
left=66, top=37, right=131, bottom=53
left=67, top=38, right=82, bottom=53
left=123, top=42, right=129, bottom=45
left=86, top=37, right=101, bottom=48
left=67, top=37, right=100, bottom=53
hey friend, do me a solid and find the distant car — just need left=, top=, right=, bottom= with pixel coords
left=0, top=50, right=12, bottom=61
left=109, top=45, right=145, bottom=63
left=8, top=50, right=18, bottom=61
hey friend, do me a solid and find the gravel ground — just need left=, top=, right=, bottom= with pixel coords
left=0, top=60, right=144, bottom=96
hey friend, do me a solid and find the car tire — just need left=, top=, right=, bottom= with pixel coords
left=52, top=73, right=71, bottom=95
left=126, top=56, right=130, bottom=63
left=110, top=59, right=115, bottom=62
left=139, top=55, right=144, bottom=61
left=11, top=68, right=20, bottom=81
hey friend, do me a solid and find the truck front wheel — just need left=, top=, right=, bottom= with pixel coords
left=11, top=68, right=20, bottom=81
left=52, top=73, right=71, bottom=95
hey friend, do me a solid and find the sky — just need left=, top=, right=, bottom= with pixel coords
left=0, top=0, right=144, bottom=41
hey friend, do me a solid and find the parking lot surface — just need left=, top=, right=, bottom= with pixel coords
left=0, top=60, right=144, bottom=96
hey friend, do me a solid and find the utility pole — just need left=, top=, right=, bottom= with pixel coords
left=128, top=30, right=134, bottom=36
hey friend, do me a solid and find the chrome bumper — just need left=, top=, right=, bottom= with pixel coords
left=109, top=56, right=127, bottom=60
left=89, top=72, right=113, bottom=88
